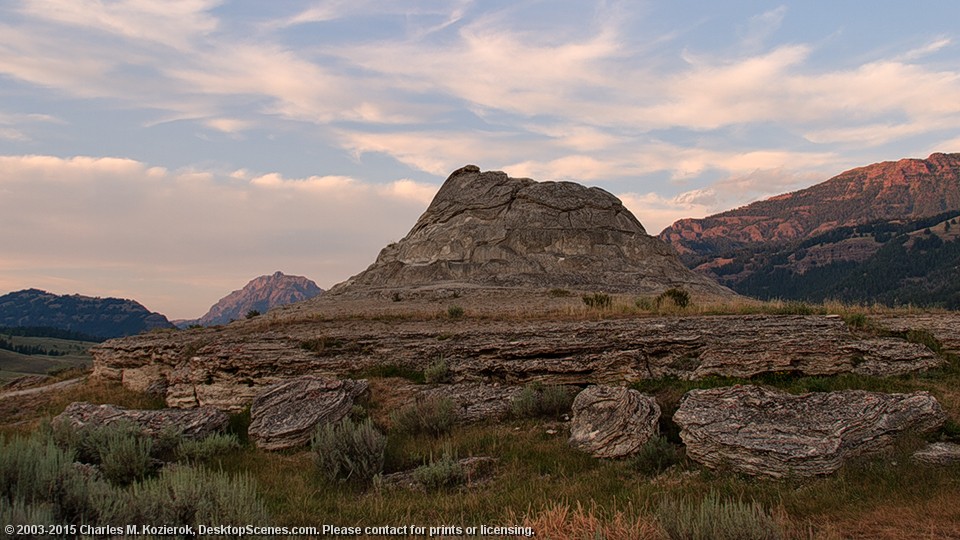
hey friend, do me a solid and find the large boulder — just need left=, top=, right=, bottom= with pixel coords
left=331, top=165, right=730, bottom=297
left=248, top=376, right=369, bottom=450
left=675, top=385, right=946, bottom=477
left=568, top=385, right=661, bottom=458
left=53, top=402, right=228, bottom=439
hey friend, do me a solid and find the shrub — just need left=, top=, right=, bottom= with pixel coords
left=413, top=449, right=465, bottom=491
left=245, top=309, right=261, bottom=319
left=117, top=465, right=268, bottom=526
left=657, top=493, right=784, bottom=540
left=628, top=436, right=681, bottom=477
left=176, top=433, right=241, bottom=463
left=548, top=288, right=572, bottom=298
left=510, top=383, right=575, bottom=419
left=390, top=396, right=456, bottom=437
left=311, top=418, right=387, bottom=485
left=656, top=288, right=690, bottom=309
left=447, top=305, right=465, bottom=319
left=423, top=357, right=451, bottom=384
left=581, top=293, right=612, bottom=309
left=99, top=430, right=154, bottom=486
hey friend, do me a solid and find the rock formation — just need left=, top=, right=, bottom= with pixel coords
left=187, top=271, right=323, bottom=327
left=332, top=165, right=730, bottom=297
left=418, top=383, right=525, bottom=423
left=674, top=385, right=946, bottom=477
left=247, top=376, right=369, bottom=450
left=53, top=402, right=228, bottom=439
left=91, top=314, right=946, bottom=411
left=912, top=442, right=960, bottom=465
left=568, top=386, right=660, bottom=458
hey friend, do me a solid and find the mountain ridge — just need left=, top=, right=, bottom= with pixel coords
left=186, top=271, right=323, bottom=326
left=0, top=289, right=173, bottom=339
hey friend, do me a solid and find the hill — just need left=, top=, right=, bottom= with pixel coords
left=659, top=153, right=960, bottom=307
left=0, top=289, right=174, bottom=339
left=183, top=272, right=323, bottom=327
left=332, top=165, right=731, bottom=297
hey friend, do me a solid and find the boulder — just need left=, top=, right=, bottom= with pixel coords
left=912, top=442, right=960, bottom=466
left=674, top=385, right=946, bottom=477
left=568, top=385, right=661, bottom=458
left=53, top=402, right=228, bottom=439
left=248, top=376, right=369, bottom=450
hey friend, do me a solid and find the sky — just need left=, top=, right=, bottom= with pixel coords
left=2, top=1, right=960, bottom=319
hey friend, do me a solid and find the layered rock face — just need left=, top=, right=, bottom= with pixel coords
left=568, top=386, right=660, bottom=458
left=91, top=314, right=947, bottom=411
left=247, top=376, right=368, bottom=450
left=674, top=385, right=946, bottom=477
left=53, top=402, right=228, bottom=440
left=332, top=165, right=730, bottom=296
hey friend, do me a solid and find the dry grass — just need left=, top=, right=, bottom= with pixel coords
left=0, top=373, right=165, bottom=435
left=514, top=502, right=663, bottom=540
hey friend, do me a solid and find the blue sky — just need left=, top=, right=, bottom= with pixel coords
left=2, top=1, right=959, bottom=318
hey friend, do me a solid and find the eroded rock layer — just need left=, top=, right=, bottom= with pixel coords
left=568, top=386, right=660, bottom=458
left=674, top=385, right=946, bottom=477
left=331, top=165, right=730, bottom=297
left=91, top=314, right=945, bottom=411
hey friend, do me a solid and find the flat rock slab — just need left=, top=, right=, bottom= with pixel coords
left=568, top=385, right=660, bottom=458
left=675, top=385, right=945, bottom=477
left=248, top=376, right=369, bottom=450
left=913, top=442, right=960, bottom=466
left=53, top=402, right=228, bottom=439
left=418, top=383, right=525, bottom=423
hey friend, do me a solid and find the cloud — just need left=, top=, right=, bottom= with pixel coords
left=0, top=154, right=437, bottom=318
left=738, top=6, right=788, bottom=51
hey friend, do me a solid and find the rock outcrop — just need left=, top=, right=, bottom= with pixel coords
left=568, top=386, right=660, bottom=458
left=418, top=383, right=525, bottom=423
left=188, top=271, right=323, bottom=327
left=91, top=314, right=945, bottom=411
left=332, top=165, right=730, bottom=297
left=912, top=442, right=960, bottom=465
left=53, top=402, right=228, bottom=439
left=674, top=385, right=946, bottom=477
left=247, top=376, right=369, bottom=450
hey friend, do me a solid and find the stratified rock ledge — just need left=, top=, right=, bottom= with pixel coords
left=53, top=402, right=228, bottom=440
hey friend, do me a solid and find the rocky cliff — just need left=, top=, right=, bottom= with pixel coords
left=190, top=272, right=323, bottom=326
left=0, top=289, right=173, bottom=339
left=332, top=165, right=730, bottom=297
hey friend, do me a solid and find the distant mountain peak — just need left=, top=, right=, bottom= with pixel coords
left=194, top=272, right=323, bottom=326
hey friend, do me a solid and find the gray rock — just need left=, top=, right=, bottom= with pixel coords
left=53, top=402, right=228, bottom=439
left=568, top=385, right=661, bottom=458
left=675, top=385, right=946, bottom=477
left=92, top=315, right=946, bottom=410
left=248, top=376, right=369, bottom=450
left=418, top=383, right=525, bottom=423
left=912, top=442, right=960, bottom=465
left=331, top=165, right=731, bottom=297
